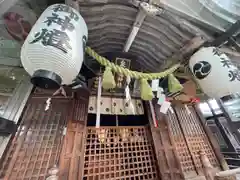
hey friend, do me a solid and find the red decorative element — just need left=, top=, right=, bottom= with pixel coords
left=3, top=12, right=32, bottom=41
left=190, top=97, right=200, bottom=103
left=165, top=98, right=170, bottom=102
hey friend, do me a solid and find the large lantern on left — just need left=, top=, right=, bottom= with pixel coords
left=21, top=4, right=88, bottom=89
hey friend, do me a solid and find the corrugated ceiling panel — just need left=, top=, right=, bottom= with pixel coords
left=77, top=0, right=201, bottom=72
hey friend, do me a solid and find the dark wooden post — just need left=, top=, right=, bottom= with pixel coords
left=59, top=90, right=90, bottom=180
left=205, top=100, right=236, bottom=153
left=193, top=104, right=229, bottom=171
left=216, top=98, right=240, bottom=141
left=146, top=101, right=185, bottom=180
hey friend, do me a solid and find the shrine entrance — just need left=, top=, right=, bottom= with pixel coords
left=82, top=114, right=159, bottom=180
left=0, top=89, right=232, bottom=180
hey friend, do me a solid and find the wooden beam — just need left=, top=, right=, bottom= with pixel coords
left=219, top=47, right=240, bottom=57
left=228, top=38, right=240, bottom=52
left=174, top=72, right=191, bottom=80
left=208, top=20, right=240, bottom=47
left=163, top=36, right=206, bottom=69
left=123, top=9, right=146, bottom=52
left=173, top=36, right=206, bottom=60
left=164, top=20, right=240, bottom=69
left=193, top=105, right=229, bottom=171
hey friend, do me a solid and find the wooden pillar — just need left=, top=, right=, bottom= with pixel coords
left=216, top=98, right=240, bottom=141
left=193, top=104, right=229, bottom=171
left=206, top=100, right=236, bottom=152
left=0, top=77, right=33, bottom=159
left=59, top=90, right=90, bottom=180
left=146, top=101, right=184, bottom=180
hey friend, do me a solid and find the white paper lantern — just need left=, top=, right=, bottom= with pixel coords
left=189, top=47, right=240, bottom=98
left=21, top=4, right=88, bottom=89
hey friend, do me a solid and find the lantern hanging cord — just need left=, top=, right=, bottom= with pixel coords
left=86, top=46, right=180, bottom=80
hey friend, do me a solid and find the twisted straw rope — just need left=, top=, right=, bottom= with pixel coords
left=86, top=46, right=180, bottom=80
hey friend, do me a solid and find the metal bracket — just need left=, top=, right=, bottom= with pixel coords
left=140, top=2, right=164, bottom=16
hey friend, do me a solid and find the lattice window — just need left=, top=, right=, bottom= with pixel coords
left=167, top=110, right=197, bottom=178
left=83, top=126, right=159, bottom=180
left=0, top=99, right=69, bottom=180
left=174, top=106, right=219, bottom=172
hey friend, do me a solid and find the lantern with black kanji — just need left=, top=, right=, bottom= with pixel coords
left=189, top=47, right=240, bottom=99
left=21, top=4, right=88, bottom=89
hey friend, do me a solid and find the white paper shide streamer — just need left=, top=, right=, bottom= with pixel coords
left=96, top=77, right=102, bottom=128
left=125, top=76, right=135, bottom=114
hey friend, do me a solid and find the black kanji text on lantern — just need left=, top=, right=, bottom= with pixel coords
left=52, top=4, right=79, bottom=21
left=44, top=13, right=74, bottom=31
left=228, top=69, right=240, bottom=81
left=220, top=59, right=233, bottom=68
left=30, top=28, right=72, bottom=53
left=212, top=47, right=224, bottom=57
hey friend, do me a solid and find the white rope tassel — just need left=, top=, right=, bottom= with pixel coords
left=96, top=77, right=102, bottom=128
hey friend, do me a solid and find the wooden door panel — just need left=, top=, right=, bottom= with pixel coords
left=148, top=103, right=184, bottom=180
left=174, top=106, right=220, bottom=171
left=59, top=98, right=89, bottom=180
left=0, top=98, right=69, bottom=180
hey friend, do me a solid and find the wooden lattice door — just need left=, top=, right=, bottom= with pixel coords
left=148, top=103, right=227, bottom=180
left=82, top=126, right=159, bottom=180
left=59, top=94, right=89, bottom=179
left=149, top=104, right=185, bottom=180
left=0, top=98, right=70, bottom=180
